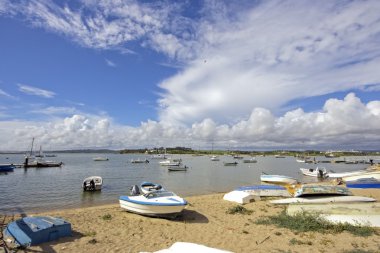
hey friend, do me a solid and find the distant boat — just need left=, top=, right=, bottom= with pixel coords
left=168, top=165, right=188, bottom=172
left=243, top=157, right=257, bottom=163
left=0, top=164, right=15, bottom=172
left=159, top=160, right=181, bottom=166
left=260, top=174, right=297, bottom=185
left=3, top=216, right=71, bottom=248
left=223, top=161, right=238, bottom=166
left=83, top=176, right=103, bottom=191
left=210, top=155, right=219, bottom=161
left=151, top=154, right=168, bottom=159
left=274, top=155, right=286, bottom=158
left=131, top=158, right=149, bottom=164
left=233, top=155, right=244, bottom=159
left=119, top=191, right=187, bottom=218
left=93, top=157, right=109, bottom=161
left=24, top=138, right=63, bottom=168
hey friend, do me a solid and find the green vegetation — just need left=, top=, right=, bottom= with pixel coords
left=84, top=231, right=97, bottom=237
left=102, top=214, right=112, bottom=221
left=289, top=238, right=312, bottom=246
left=226, top=205, right=253, bottom=215
left=255, top=210, right=377, bottom=237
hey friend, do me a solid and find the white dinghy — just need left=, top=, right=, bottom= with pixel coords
left=83, top=176, right=103, bottom=191
left=119, top=191, right=187, bottom=218
left=300, top=167, right=328, bottom=178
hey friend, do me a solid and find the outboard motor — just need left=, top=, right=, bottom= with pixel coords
left=130, top=185, right=141, bottom=196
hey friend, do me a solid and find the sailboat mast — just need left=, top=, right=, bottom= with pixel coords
left=30, top=137, right=35, bottom=156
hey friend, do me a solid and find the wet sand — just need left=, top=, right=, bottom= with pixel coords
left=2, top=189, right=380, bottom=253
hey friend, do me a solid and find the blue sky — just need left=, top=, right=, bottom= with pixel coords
left=0, top=0, right=380, bottom=150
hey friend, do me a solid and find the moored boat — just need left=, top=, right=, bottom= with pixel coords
left=0, top=164, right=15, bottom=172
left=83, top=176, right=103, bottom=191
left=119, top=191, right=187, bottom=218
left=300, top=167, right=328, bottom=178
left=168, top=165, right=188, bottom=172
left=131, top=158, right=149, bottom=163
left=243, top=158, right=257, bottom=163
left=210, top=155, right=220, bottom=161
left=223, top=161, right=238, bottom=166
left=93, top=157, right=109, bottom=161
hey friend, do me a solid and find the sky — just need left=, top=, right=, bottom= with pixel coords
left=0, top=0, right=380, bottom=151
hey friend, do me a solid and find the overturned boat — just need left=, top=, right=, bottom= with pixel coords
left=119, top=191, right=187, bottom=218
left=3, top=216, right=71, bottom=248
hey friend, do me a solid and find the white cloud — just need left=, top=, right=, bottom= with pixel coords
left=105, top=58, right=116, bottom=67
left=158, top=0, right=380, bottom=125
left=31, top=106, right=78, bottom=115
left=18, top=84, right=56, bottom=98
left=0, top=93, right=379, bottom=150
left=0, top=88, right=15, bottom=99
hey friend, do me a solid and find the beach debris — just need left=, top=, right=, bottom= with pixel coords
left=226, top=205, right=253, bottom=215
left=256, top=235, right=270, bottom=245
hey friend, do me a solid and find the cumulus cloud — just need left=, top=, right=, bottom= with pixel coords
left=18, top=84, right=55, bottom=98
left=158, top=0, right=380, bottom=125
left=0, top=93, right=379, bottom=150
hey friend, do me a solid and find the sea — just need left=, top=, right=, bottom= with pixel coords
left=0, top=153, right=377, bottom=215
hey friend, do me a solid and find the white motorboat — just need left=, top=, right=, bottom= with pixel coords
left=243, top=157, right=257, bottom=163
left=93, top=157, right=109, bottom=161
left=210, top=155, right=219, bottom=161
left=83, top=176, right=103, bottom=191
left=140, top=182, right=164, bottom=194
left=131, top=158, right=149, bottom=164
left=260, top=174, right=298, bottom=185
left=300, top=167, right=328, bottom=178
left=159, top=160, right=181, bottom=166
left=119, top=191, right=187, bottom=218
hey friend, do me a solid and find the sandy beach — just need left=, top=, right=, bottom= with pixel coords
left=2, top=189, right=380, bottom=253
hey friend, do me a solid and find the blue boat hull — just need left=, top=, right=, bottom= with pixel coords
left=0, top=164, right=15, bottom=172
left=3, top=216, right=71, bottom=247
left=346, top=179, right=380, bottom=189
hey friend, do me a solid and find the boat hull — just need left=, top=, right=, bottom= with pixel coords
left=342, top=171, right=380, bottom=182
left=270, top=195, right=376, bottom=204
left=0, top=164, right=15, bottom=172
left=260, top=175, right=297, bottom=185
left=119, top=197, right=186, bottom=218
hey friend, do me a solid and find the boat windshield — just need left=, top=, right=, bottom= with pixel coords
left=144, top=191, right=175, bottom=199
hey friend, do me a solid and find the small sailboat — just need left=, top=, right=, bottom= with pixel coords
left=131, top=158, right=149, bottom=163
left=243, top=157, right=257, bottom=163
left=210, top=155, right=220, bottom=161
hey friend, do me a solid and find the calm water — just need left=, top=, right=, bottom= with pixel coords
left=0, top=153, right=376, bottom=214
